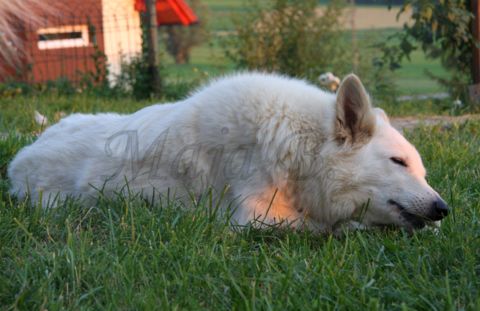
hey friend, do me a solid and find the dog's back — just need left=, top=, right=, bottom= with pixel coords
left=8, top=73, right=335, bottom=210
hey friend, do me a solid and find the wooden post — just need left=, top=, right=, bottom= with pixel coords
left=472, top=0, right=480, bottom=83
left=145, top=0, right=161, bottom=94
left=468, top=0, right=480, bottom=104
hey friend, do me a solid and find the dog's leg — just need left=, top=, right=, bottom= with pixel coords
left=229, top=184, right=305, bottom=229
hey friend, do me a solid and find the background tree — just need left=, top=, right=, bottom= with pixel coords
left=378, top=0, right=476, bottom=104
left=224, top=0, right=348, bottom=82
left=162, top=0, right=209, bottom=64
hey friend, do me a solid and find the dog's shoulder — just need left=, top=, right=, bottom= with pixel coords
left=192, top=72, right=336, bottom=116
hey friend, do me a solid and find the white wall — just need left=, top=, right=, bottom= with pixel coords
left=101, top=0, right=142, bottom=83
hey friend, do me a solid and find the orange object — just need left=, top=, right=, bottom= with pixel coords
left=134, top=0, right=198, bottom=25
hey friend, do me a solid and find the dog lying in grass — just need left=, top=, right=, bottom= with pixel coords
left=8, top=73, right=449, bottom=233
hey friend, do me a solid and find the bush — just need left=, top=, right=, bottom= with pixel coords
left=378, top=0, right=476, bottom=104
left=224, top=0, right=348, bottom=81
left=353, top=32, right=398, bottom=103
left=112, top=54, right=156, bottom=99
left=161, top=0, right=209, bottom=64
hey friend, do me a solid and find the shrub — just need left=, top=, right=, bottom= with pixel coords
left=377, top=0, right=476, bottom=104
left=224, top=0, right=348, bottom=81
left=161, top=0, right=209, bottom=64
left=353, top=32, right=398, bottom=103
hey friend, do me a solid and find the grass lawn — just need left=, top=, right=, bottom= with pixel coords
left=0, top=87, right=454, bottom=137
left=395, top=50, right=449, bottom=96
left=0, top=118, right=479, bottom=309
left=0, top=95, right=153, bottom=134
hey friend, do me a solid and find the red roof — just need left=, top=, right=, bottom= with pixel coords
left=134, top=0, right=198, bottom=26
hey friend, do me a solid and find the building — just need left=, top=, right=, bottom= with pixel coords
left=1, top=0, right=197, bottom=84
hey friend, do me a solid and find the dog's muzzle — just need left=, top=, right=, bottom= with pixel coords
left=388, top=198, right=450, bottom=229
left=427, top=198, right=450, bottom=221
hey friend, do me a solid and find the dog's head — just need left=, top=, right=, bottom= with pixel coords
left=327, top=74, right=449, bottom=230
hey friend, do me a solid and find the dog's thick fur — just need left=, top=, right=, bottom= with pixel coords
left=8, top=73, right=449, bottom=232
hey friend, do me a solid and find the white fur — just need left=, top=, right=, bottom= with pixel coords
left=8, top=72, right=446, bottom=232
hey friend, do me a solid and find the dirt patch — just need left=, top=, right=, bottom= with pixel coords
left=343, top=7, right=411, bottom=29
left=317, top=6, right=412, bottom=30
left=391, top=114, right=480, bottom=131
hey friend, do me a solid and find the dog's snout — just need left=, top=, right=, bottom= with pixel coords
left=428, top=198, right=449, bottom=221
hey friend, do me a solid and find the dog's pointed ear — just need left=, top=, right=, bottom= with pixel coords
left=335, top=74, right=376, bottom=145
left=374, top=107, right=390, bottom=124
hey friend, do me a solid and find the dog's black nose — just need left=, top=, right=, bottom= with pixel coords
left=429, top=198, right=450, bottom=221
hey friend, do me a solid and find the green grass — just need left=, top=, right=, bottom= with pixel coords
left=201, top=0, right=403, bottom=33
left=202, top=0, right=248, bottom=32
left=395, top=50, right=449, bottom=95
left=378, top=98, right=453, bottom=117
left=0, top=79, right=455, bottom=136
left=161, top=38, right=234, bottom=81
left=1, top=120, right=479, bottom=309
left=0, top=94, right=153, bottom=133
left=0, top=90, right=455, bottom=137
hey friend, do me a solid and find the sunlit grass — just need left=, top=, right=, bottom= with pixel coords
left=1, top=113, right=479, bottom=309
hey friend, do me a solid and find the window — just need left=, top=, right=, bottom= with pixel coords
left=37, top=25, right=89, bottom=50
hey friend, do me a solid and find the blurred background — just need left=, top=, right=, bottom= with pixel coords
left=0, top=0, right=478, bottom=129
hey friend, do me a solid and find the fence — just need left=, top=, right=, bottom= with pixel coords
left=1, top=0, right=143, bottom=85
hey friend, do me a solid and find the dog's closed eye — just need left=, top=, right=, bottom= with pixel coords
left=390, top=157, right=408, bottom=167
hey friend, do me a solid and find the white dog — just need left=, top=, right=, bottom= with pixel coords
left=8, top=73, right=449, bottom=232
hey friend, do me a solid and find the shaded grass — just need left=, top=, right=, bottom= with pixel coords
left=395, top=50, right=449, bottom=96
left=0, top=87, right=456, bottom=136
left=0, top=94, right=154, bottom=133
left=378, top=98, right=454, bottom=117
left=0, top=92, right=455, bottom=136
left=0, top=119, right=479, bottom=310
